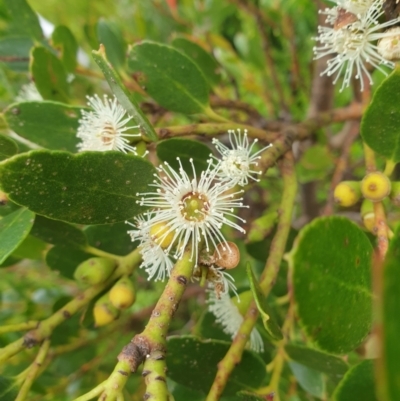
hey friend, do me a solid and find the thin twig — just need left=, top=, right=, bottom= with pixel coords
left=205, top=152, right=297, bottom=400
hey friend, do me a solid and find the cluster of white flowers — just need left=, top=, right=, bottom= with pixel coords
left=15, top=82, right=43, bottom=102
left=314, top=0, right=400, bottom=91
left=76, top=94, right=140, bottom=153
left=129, top=128, right=271, bottom=284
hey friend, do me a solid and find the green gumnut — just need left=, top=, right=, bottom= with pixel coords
left=232, top=290, right=254, bottom=316
left=390, top=181, right=400, bottom=206
left=74, top=257, right=116, bottom=286
left=109, top=275, right=136, bottom=309
left=93, top=293, right=120, bottom=327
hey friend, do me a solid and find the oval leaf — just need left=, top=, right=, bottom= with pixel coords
left=92, top=46, right=158, bottom=142
left=0, top=208, right=34, bottom=264
left=31, top=46, right=69, bottom=103
left=382, top=228, right=400, bottom=401
left=332, top=360, right=377, bottom=401
left=51, top=25, right=78, bottom=73
left=0, top=134, right=18, bottom=161
left=166, top=336, right=266, bottom=395
left=171, top=37, right=221, bottom=86
left=31, top=215, right=87, bottom=247
left=292, top=216, right=373, bottom=354
left=285, top=344, right=348, bottom=378
left=361, top=68, right=400, bottom=163
left=4, top=101, right=82, bottom=152
left=128, top=41, right=209, bottom=114
left=84, top=221, right=136, bottom=256
left=156, top=138, right=211, bottom=175
left=0, top=150, right=156, bottom=224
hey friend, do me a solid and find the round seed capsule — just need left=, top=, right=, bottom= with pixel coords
left=361, top=172, right=391, bottom=202
left=213, top=242, right=240, bottom=269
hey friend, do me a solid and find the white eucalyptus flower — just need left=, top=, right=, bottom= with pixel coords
left=314, top=0, right=400, bottom=91
left=127, top=215, right=174, bottom=282
left=207, top=290, right=264, bottom=353
left=15, top=83, right=43, bottom=102
left=77, top=94, right=140, bottom=153
left=137, top=158, right=247, bottom=265
left=212, top=129, right=272, bottom=187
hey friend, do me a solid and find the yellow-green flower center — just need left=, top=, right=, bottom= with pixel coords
left=181, top=192, right=209, bottom=222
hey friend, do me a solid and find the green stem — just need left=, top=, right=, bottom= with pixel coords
left=15, top=339, right=51, bottom=401
left=83, top=245, right=122, bottom=260
left=72, top=383, right=105, bottom=401
left=203, top=107, right=233, bottom=123
left=205, top=151, right=297, bottom=401
left=101, top=360, right=131, bottom=401
left=384, top=159, right=396, bottom=177
left=0, top=321, right=38, bottom=334
left=156, top=123, right=276, bottom=143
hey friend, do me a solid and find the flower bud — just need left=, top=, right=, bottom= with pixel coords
left=231, top=290, right=253, bottom=316
left=213, top=242, right=240, bottom=269
left=377, top=27, right=400, bottom=61
left=333, top=181, right=361, bottom=207
left=93, top=293, right=120, bottom=327
left=361, top=172, right=391, bottom=202
left=74, top=257, right=116, bottom=286
left=109, top=276, right=136, bottom=310
left=389, top=181, right=400, bottom=206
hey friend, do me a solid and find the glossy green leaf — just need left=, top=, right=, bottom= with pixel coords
left=97, top=20, right=126, bottom=70
left=51, top=25, right=78, bottom=73
left=156, top=138, right=211, bottom=175
left=11, top=235, right=46, bottom=259
left=247, top=264, right=283, bottom=341
left=171, top=37, right=221, bottom=86
left=166, top=336, right=266, bottom=395
left=0, top=36, right=33, bottom=72
left=84, top=221, right=136, bottom=256
left=92, top=46, right=158, bottom=142
left=292, top=216, right=373, bottom=354
left=0, top=134, right=18, bottom=161
left=4, top=0, right=42, bottom=40
left=285, top=344, right=348, bottom=377
left=381, top=228, right=400, bottom=401
left=128, top=41, right=209, bottom=114
left=289, top=361, right=325, bottom=398
left=0, top=150, right=156, bottom=224
left=46, top=245, right=91, bottom=279
left=4, top=101, right=82, bottom=152
left=31, top=215, right=87, bottom=247
left=332, top=360, right=377, bottom=401
left=361, top=68, right=400, bottom=163
left=31, top=46, right=69, bottom=103
left=0, top=208, right=34, bottom=264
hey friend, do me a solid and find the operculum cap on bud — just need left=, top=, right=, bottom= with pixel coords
left=389, top=181, right=400, bottom=206
left=93, top=293, right=120, bottom=327
left=213, top=242, right=240, bottom=269
left=74, top=257, right=116, bottom=286
left=333, top=181, right=361, bottom=207
left=231, top=290, right=254, bottom=316
left=109, top=276, right=136, bottom=309
left=361, top=172, right=391, bottom=202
